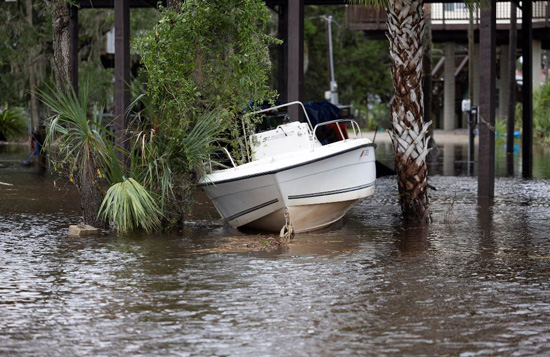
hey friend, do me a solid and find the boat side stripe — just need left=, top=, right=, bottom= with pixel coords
left=198, top=142, right=376, bottom=186
left=287, top=182, right=375, bottom=200
left=226, top=199, right=279, bottom=222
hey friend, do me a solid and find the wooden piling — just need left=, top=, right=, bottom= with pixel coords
left=277, top=4, right=288, bottom=103
left=522, top=0, right=533, bottom=179
left=114, top=0, right=130, bottom=160
left=286, top=0, right=304, bottom=122
left=506, top=1, right=517, bottom=177
left=478, top=0, right=496, bottom=198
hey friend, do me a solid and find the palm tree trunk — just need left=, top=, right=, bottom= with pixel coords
left=385, top=0, right=431, bottom=224
left=75, top=161, right=108, bottom=229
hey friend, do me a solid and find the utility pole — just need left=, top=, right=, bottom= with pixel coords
left=325, top=15, right=339, bottom=105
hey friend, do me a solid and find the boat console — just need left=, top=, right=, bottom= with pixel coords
left=249, top=122, right=317, bottom=161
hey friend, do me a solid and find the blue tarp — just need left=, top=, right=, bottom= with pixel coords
left=304, top=101, right=340, bottom=127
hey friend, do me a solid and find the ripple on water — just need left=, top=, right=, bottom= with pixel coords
left=2, top=174, right=550, bottom=355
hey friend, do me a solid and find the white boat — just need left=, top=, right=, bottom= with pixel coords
left=198, top=101, right=376, bottom=234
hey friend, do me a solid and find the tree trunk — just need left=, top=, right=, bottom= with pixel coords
left=75, top=159, right=108, bottom=229
left=51, top=0, right=107, bottom=228
left=26, top=0, right=40, bottom=133
left=52, top=0, right=72, bottom=91
left=385, top=0, right=431, bottom=224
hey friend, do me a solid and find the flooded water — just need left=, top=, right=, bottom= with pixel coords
left=2, top=142, right=550, bottom=355
left=375, top=138, right=550, bottom=178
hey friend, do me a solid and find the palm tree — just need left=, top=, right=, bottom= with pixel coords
left=39, top=82, right=115, bottom=229
left=38, top=82, right=164, bottom=233
left=354, top=0, right=431, bottom=224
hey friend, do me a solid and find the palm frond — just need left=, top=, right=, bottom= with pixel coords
left=37, top=82, right=123, bottom=184
left=99, top=177, right=162, bottom=234
left=129, top=107, right=224, bottom=213
left=180, top=108, right=225, bottom=177
left=0, top=104, right=28, bottom=140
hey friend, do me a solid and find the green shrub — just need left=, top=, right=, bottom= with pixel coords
left=495, top=117, right=506, bottom=139
left=534, top=83, right=550, bottom=143
left=129, top=0, right=279, bottom=228
left=534, top=108, right=550, bottom=144
left=134, top=0, right=279, bottom=164
left=0, top=104, right=28, bottom=141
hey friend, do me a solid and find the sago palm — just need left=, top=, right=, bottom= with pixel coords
left=354, top=0, right=431, bottom=224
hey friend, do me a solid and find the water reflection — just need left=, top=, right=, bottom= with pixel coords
left=375, top=138, right=550, bottom=179
left=477, top=197, right=496, bottom=258
left=392, top=223, right=430, bottom=258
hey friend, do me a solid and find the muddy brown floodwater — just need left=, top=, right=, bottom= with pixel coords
left=2, top=142, right=550, bottom=355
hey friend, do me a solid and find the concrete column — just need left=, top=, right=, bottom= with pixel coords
left=533, top=39, right=542, bottom=92
left=443, top=42, right=456, bottom=130
left=473, top=43, right=480, bottom=107
left=499, top=45, right=510, bottom=121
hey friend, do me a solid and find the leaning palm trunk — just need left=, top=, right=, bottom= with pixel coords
left=385, top=0, right=431, bottom=223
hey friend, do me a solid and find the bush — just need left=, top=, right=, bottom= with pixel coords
left=534, top=83, right=550, bottom=144
left=495, top=117, right=506, bottom=139
left=134, top=0, right=279, bottom=164
left=534, top=108, right=550, bottom=144
left=0, top=104, right=28, bottom=141
left=130, top=0, right=279, bottom=228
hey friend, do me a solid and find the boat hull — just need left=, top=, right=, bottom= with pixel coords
left=199, top=139, right=376, bottom=233
left=242, top=200, right=361, bottom=233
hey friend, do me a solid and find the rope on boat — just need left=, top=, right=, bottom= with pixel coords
left=279, top=208, right=294, bottom=241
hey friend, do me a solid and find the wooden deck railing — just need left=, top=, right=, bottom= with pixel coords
left=346, top=1, right=550, bottom=31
